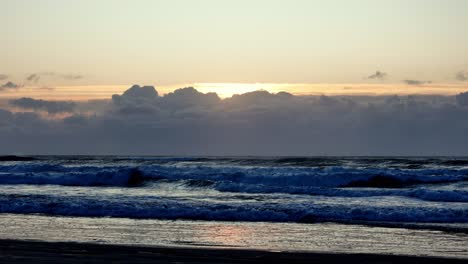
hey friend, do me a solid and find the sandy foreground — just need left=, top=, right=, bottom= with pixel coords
left=0, top=239, right=467, bottom=264
left=0, top=214, right=467, bottom=263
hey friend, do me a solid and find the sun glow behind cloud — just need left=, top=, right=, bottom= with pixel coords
left=1, top=83, right=468, bottom=101
left=195, top=83, right=468, bottom=97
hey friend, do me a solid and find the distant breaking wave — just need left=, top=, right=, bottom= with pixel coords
left=0, top=163, right=467, bottom=203
left=0, top=163, right=467, bottom=187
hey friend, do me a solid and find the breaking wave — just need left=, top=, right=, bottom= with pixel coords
left=1, top=157, right=467, bottom=224
left=0, top=192, right=466, bottom=223
left=1, top=163, right=466, bottom=187
left=0, top=162, right=467, bottom=203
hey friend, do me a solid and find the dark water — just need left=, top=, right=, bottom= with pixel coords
left=0, top=156, right=467, bottom=225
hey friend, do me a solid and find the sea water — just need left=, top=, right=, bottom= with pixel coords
left=0, top=156, right=467, bottom=257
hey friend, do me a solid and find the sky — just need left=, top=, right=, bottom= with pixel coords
left=1, top=0, right=468, bottom=155
left=1, top=0, right=468, bottom=97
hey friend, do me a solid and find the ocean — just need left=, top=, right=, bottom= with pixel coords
left=0, top=156, right=467, bottom=258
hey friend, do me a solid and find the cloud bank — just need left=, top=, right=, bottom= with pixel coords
left=455, top=92, right=468, bottom=106
left=1, top=85, right=468, bottom=155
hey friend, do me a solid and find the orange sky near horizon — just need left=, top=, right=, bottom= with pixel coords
left=1, top=83, right=468, bottom=101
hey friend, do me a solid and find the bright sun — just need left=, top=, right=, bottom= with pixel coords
left=193, top=83, right=281, bottom=98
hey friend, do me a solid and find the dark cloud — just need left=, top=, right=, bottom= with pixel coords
left=111, top=85, right=220, bottom=116
left=118, top=84, right=158, bottom=99
left=0, top=74, right=8, bottom=80
left=455, top=92, right=468, bottom=106
left=0, top=109, right=13, bottom=126
left=403, top=80, right=431, bottom=85
left=0, top=82, right=20, bottom=91
left=367, top=71, right=387, bottom=80
left=26, top=74, right=40, bottom=83
left=456, top=71, right=467, bottom=82
left=1, top=85, right=468, bottom=155
left=9, top=98, right=76, bottom=114
left=163, top=87, right=220, bottom=109
left=111, top=85, right=160, bottom=115
left=25, top=72, right=84, bottom=83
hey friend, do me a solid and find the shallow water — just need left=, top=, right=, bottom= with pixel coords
left=0, top=214, right=466, bottom=259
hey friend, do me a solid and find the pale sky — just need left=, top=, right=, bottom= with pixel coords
left=2, top=0, right=468, bottom=155
left=1, top=0, right=468, bottom=98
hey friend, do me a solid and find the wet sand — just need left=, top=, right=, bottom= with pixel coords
left=1, top=214, right=467, bottom=261
left=0, top=239, right=466, bottom=264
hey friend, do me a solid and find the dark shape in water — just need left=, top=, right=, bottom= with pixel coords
left=273, top=157, right=339, bottom=167
left=441, top=160, right=468, bottom=166
left=127, top=169, right=145, bottom=187
left=298, top=214, right=328, bottom=223
left=343, top=175, right=412, bottom=188
left=0, top=155, right=36, bottom=162
left=185, top=179, right=215, bottom=187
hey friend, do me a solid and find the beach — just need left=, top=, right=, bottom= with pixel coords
left=1, top=239, right=467, bottom=264
left=0, top=214, right=467, bottom=263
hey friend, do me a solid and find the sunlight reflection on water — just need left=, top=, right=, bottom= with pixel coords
left=0, top=214, right=467, bottom=258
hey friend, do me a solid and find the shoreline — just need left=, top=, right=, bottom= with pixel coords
left=0, top=239, right=466, bottom=264
left=1, top=214, right=467, bottom=259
